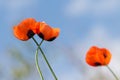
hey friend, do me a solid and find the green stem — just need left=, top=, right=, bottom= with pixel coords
left=106, top=65, right=119, bottom=80
left=32, top=37, right=58, bottom=80
left=35, top=48, right=44, bottom=80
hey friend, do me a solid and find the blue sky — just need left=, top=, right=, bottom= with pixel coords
left=0, top=0, right=120, bottom=80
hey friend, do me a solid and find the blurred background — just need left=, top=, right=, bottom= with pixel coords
left=0, top=0, right=120, bottom=80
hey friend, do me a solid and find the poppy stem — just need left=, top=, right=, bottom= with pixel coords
left=32, top=37, right=58, bottom=80
left=35, top=48, right=44, bottom=80
left=106, top=65, right=119, bottom=80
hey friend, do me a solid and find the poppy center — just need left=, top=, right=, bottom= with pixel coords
left=94, top=62, right=102, bottom=66
left=103, top=53, right=107, bottom=58
left=27, top=30, right=35, bottom=38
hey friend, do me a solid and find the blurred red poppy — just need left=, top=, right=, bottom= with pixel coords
left=86, top=46, right=111, bottom=67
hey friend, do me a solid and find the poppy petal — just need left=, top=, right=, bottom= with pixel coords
left=37, top=22, right=60, bottom=41
left=13, top=18, right=36, bottom=41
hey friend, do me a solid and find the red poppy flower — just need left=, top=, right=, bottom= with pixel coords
left=35, top=22, right=60, bottom=41
left=86, top=46, right=111, bottom=67
left=13, top=18, right=36, bottom=41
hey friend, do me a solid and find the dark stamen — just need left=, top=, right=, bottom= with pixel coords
left=103, top=53, right=107, bottom=58
left=27, top=30, right=35, bottom=38
left=47, top=37, right=56, bottom=41
left=38, top=33, right=44, bottom=39
left=94, top=62, right=102, bottom=66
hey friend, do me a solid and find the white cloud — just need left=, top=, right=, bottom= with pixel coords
left=64, top=0, right=120, bottom=17
left=64, top=0, right=88, bottom=16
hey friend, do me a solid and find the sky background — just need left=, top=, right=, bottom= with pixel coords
left=0, top=0, right=120, bottom=80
